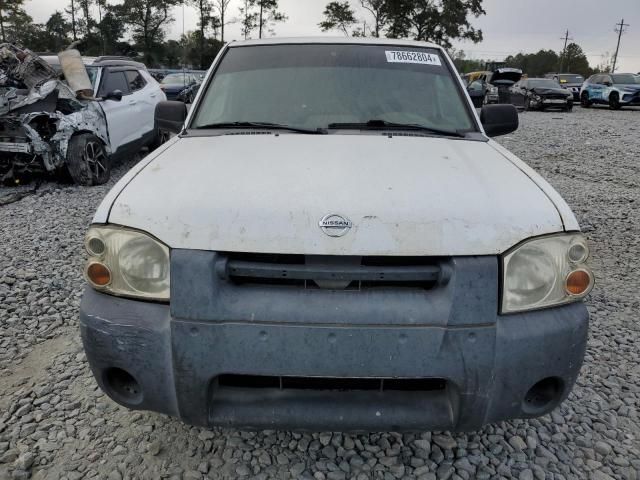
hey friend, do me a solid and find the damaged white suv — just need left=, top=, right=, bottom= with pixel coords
left=0, top=45, right=165, bottom=185
left=80, top=38, right=594, bottom=431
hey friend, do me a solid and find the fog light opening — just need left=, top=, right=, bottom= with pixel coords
left=104, top=368, right=143, bottom=406
left=523, top=377, right=563, bottom=415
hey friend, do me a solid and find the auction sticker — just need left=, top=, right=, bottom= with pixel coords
left=385, top=51, right=441, bottom=66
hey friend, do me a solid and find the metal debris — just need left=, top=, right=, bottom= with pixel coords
left=0, top=44, right=110, bottom=182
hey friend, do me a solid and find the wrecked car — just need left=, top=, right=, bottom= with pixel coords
left=80, top=38, right=593, bottom=432
left=0, top=45, right=166, bottom=185
left=511, top=78, right=574, bottom=111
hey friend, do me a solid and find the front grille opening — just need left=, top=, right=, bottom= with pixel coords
left=216, top=375, right=447, bottom=392
left=216, top=253, right=448, bottom=291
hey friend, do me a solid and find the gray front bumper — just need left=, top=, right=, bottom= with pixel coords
left=79, top=253, right=589, bottom=432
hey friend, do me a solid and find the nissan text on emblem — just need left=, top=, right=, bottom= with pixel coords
left=319, top=214, right=352, bottom=237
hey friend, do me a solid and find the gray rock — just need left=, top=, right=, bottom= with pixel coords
left=594, top=441, right=612, bottom=456
left=508, top=436, right=527, bottom=452
left=432, top=435, right=457, bottom=451
left=13, top=453, right=35, bottom=472
left=519, top=469, right=534, bottom=480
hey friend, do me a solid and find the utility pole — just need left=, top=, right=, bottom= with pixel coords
left=612, top=18, right=629, bottom=73
left=559, top=30, right=572, bottom=73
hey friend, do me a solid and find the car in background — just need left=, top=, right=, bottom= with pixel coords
left=545, top=73, right=584, bottom=102
left=580, top=73, right=640, bottom=109
left=148, top=69, right=170, bottom=82
left=160, top=72, right=201, bottom=100
left=463, top=71, right=499, bottom=106
left=511, top=78, right=573, bottom=111
left=488, top=68, right=523, bottom=105
left=177, top=81, right=202, bottom=104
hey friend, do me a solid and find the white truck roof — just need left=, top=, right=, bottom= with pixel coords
left=228, top=36, right=441, bottom=50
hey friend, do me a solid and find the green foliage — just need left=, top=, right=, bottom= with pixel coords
left=119, top=0, right=180, bottom=65
left=504, top=50, right=559, bottom=77
left=449, top=49, right=485, bottom=74
left=212, top=0, right=233, bottom=42
left=188, top=0, right=217, bottom=69
left=560, top=43, right=591, bottom=78
left=319, top=1, right=357, bottom=36
left=240, top=0, right=287, bottom=39
left=321, top=0, right=485, bottom=47
left=0, top=0, right=29, bottom=43
left=359, top=0, right=387, bottom=37
left=504, top=45, right=596, bottom=78
left=178, top=30, right=224, bottom=69
left=238, top=0, right=258, bottom=39
left=384, top=0, right=485, bottom=47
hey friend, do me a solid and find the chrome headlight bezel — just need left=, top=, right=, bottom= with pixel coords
left=84, top=225, right=170, bottom=302
left=501, top=233, right=594, bottom=314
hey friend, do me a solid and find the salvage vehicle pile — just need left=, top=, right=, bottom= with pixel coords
left=0, top=45, right=109, bottom=186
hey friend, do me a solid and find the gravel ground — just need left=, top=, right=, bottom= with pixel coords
left=1, top=107, right=639, bottom=480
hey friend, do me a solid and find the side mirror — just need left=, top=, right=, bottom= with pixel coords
left=155, top=100, right=188, bottom=134
left=480, top=104, right=519, bottom=137
left=104, top=90, right=123, bottom=102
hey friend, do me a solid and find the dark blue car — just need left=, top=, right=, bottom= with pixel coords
left=160, top=72, right=201, bottom=100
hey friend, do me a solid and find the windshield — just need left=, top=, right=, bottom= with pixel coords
left=162, top=73, right=194, bottom=84
left=85, top=66, right=99, bottom=88
left=528, top=79, right=560, bottom=89
left=557, top=74, right=584, bottom=84
left=192, top=44, right=476, bottom=133
left=612, top=74, right=639, bottom=84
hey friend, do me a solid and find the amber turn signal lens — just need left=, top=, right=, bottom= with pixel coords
left=87, top=262, right=112, bottom=287
left=565, top=270, right=592, bottom=296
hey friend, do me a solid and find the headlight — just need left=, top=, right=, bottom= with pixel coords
left=502, top=234, right=593, bottom=313
left=489, top=86, right=498, bottom=94
left=533, top=95, right=542, bottom=102
left=84, top=226, right=170, bottom=301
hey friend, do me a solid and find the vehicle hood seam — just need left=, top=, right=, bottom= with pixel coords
left=487, top=141, right=566, bottom=231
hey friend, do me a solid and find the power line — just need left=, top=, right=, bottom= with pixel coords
left=612, top=18, right=630, bottom=73
left=559, top=29, right=573, bottom=73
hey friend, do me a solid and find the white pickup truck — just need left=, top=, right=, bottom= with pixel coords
left=79, top=38, right=594, bottom=432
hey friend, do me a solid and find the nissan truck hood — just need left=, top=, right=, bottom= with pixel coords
left=105, top=134, right=572, bottom=256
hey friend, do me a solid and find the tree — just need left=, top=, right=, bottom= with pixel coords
left=561, top=43, right=591, bottom=77
left=242, top=0, right=287, bottom=39
left=78, top=0, right=94, bottom=37
left=45, top=11, right=72, bottom=52
left=65, top=0, right=78, bottom=41
left=189, top=0, right=215, bottom=69
left=319, top=2, right=357, bottom=36
left=239, top=0, right=258, bottom=39
left=504, top=50, right=559, bottom=77
left=213, top=0, right=233, bottom=43
left=0, top=0, right=28, bottom=43
left=359, top=0, right=387, bottom=37
left=179, top=30, right=224, bottom=68
left=449, top=49, right=484, bottom=73
left=120, top=0, right=179, bottom=66
left=384, top=0, right=485, bottom=48
left=95, top=4, right=126, bottom=55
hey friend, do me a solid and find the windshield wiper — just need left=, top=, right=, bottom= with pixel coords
left=327, top=120, right=465, bottom=138
left=193, top=122, right=327, bottom=135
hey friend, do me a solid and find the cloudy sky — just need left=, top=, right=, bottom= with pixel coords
left=28, top=0, right=640, bottom=72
